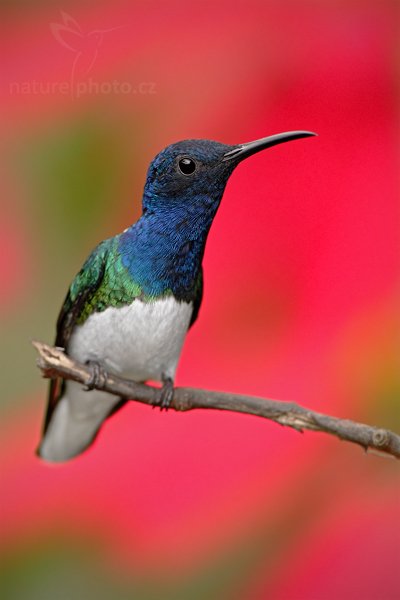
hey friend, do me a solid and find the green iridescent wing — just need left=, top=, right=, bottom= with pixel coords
left=44, top=240, right=111, bottom=433
left=55, top=236, right=146, bottom=348
left=55, top=240, right=110, bottom=349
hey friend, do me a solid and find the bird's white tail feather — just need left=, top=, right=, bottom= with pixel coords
left=38, top=381, right=122, bottom=462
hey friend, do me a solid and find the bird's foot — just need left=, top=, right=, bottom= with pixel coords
left=157, top=375, right=174, bottom=411
left=84, top=360, right=107, bottom=391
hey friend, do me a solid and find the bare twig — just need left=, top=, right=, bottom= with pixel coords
left=33, top=340, right=400, bottom=460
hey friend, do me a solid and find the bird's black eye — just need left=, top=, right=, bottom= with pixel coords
left=178, top=157, right=196, bottom=175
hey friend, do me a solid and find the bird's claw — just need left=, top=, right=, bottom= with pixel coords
left=84, top=360, right=107, bottom=391
left=156, top=376, right=174, bottom=411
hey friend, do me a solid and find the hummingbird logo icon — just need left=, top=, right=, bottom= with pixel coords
left=50, top=11, right=121, bottom=94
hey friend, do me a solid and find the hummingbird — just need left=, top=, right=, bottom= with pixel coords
left=38, top=130, right=316, bottom=462
left=50, top=11, right=122, bottom=91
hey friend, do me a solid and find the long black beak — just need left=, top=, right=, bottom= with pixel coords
left=222, top=131, right=317, bottom=162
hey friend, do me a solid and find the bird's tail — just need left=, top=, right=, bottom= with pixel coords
left=37, top=380, right=124, bottom=462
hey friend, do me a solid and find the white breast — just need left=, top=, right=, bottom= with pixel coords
left=68, top=296, right=193, bottom=382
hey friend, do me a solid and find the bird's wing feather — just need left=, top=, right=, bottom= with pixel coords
left=55, top=240, right=109, bottom=348
left=43, top=240, right=110, bottom=433
left=189, top=268, right=203, bottom=328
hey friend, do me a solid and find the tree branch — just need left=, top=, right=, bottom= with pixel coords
left=33, top=340, right=400, bottom=460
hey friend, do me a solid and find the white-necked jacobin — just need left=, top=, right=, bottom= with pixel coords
left=38, top=130, right=316, bottom=462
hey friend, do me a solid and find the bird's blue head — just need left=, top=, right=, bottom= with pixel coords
left=142, top=131, right=316, bottom=229
left=142, top=139, right=234, bottom=222
left=122, top=131, right=316, bottom=298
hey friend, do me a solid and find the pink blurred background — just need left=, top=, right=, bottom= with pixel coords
left=1, top=1, right=399, bottom=598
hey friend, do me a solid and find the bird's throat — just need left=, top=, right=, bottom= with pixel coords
left=119, top=211, right=211, bottom=298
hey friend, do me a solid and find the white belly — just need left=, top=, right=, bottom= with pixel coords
left=39, top=296, right=193, bottom=462
left=68, top=296, right=193, bottom=382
